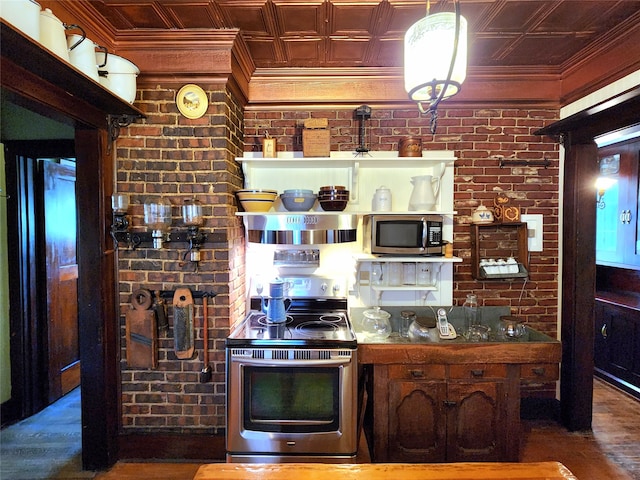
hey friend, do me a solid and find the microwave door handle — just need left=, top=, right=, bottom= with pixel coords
left=422, top=219, right=428, bottom=249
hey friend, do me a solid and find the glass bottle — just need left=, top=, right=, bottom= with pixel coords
left=462, top=293, right=478, bottom=339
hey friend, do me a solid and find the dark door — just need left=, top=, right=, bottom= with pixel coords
left=42, top=161, right=79, bottom=402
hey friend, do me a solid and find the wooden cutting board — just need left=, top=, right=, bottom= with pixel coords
left=125, top=289, right=158, bottom=369
left=173, top=287, right=194, bottom=359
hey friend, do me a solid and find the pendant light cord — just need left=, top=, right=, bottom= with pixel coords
left=426, top=0, right=461, bottom=134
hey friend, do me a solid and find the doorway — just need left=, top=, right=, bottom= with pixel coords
left=3, top=139, right=79, bottom=420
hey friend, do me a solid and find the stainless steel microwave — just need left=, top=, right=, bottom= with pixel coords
left=363, top=214, right=444, bottom=256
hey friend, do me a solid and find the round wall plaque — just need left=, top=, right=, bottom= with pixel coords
left=176, top=84, right=208, bottom=119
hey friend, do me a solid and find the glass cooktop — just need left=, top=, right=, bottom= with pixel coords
left=226, top=310, right=357, bottom=348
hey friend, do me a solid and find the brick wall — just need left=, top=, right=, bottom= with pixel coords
left=115, top=83, right=245, bottom=433
left=244, top=106, right=561, bottom=337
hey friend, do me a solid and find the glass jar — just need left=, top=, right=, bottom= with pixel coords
left=361, top=307, right=392, bottom=341
left=408, top=316, right=437, bottom=342
left=399, top=310, right=416, bottom=338
left=462, top=293, right=478, bottom=339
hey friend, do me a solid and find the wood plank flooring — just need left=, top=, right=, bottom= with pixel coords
left=2, top=378, right=638, bottom=480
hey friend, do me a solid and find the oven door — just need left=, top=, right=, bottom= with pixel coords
left=226, top=347, right=357, bottom=460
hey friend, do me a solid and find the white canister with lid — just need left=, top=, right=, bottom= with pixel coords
left=0, top=0, right=41, bottom=42
left=372, top=185, right=392, bottom=211
left=39, top=7, right=71, bottom=61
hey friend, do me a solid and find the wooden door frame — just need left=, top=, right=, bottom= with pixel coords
left=2, top=72, right=120, bottom=469
left=537, top=86, right=640, bottom=431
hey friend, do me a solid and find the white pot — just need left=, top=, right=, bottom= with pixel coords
left=97, top=53, right=140, bottom=103
left=67, top=34, right=99, bottom=81
left=39, top=7, right=70, bottom=61
left=0, top=0, right=41, bottom=42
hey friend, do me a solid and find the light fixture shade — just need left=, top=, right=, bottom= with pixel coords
left=143, top=196, right=172, bottom=231
left=182, top=198, right=203, bottom=227
left=404, top=11, right=467, bottom=104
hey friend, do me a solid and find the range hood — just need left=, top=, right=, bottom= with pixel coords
left=241, top=214, right=357, bottom=245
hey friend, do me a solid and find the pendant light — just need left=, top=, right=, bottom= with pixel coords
left=404, top=0, right=467, bottom=134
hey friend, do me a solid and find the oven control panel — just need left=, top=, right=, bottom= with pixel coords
left=250, top=275, right=347, bottom=298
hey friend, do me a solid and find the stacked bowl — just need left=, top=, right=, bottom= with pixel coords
left=318, top=185, right=349, bottom=211
left=280, top=189, right=317, bottom=211
left=236, top=189, right=278, bottom=212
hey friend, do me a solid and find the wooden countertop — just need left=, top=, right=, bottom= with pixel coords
left=193, top=462, right=578, bottom=479
left=357, top=340, right=562, bottom=365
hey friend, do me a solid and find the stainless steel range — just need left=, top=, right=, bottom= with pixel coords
left=226, top=276, right=358, bottom=463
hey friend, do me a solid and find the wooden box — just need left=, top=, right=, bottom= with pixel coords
left=303, top=128, right=330, bottom=157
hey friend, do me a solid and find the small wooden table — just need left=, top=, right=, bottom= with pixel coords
left=193, top=462, right=578, bottom=480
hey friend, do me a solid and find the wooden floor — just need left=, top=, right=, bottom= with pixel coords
left=1, top=378, right=638, bottom=480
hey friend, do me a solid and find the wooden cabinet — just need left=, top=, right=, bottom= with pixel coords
left=596, top=139, right=640, bottom=269
left=594, top=298, right=640, bottom=399
left=373, top=362, right=517, bottom=463
left=470, top=222, right=529, bottom=280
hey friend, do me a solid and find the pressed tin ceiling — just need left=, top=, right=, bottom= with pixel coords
left=67, top=0, right=640, bottom=72
left=35, top=0, right=640, bottom=105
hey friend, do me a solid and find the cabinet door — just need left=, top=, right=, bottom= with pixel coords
left=595, top=301, right=640, bottom=395
left=446, top=381, right=506, bottom=462
left=597, top=141, right=640, bottom=268
left=388, top=379, right=447, bottom=462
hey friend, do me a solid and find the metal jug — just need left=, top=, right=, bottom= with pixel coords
left=408, top=174, right=440, bottom=211
left=261, top=279, right=291, bottom=323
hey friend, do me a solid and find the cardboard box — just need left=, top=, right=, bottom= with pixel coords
left=303, top=128, right=330, bottom=157
left=304, top=118, right=329, bottom=129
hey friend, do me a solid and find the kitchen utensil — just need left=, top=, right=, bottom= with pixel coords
left=399, top=310, right=415, bottom=338
left=154, top=290, right=168, bottom=335
left=499, top=315, right=526, bottom=339
left=280, top=191, right=317, bottom=211
left=468, top=324, right=490, bottom=342
left=408, top=174, right=440, bottom=211
left=0, top=0, right=41, bottom=42
left=39, top=8, right=81, bottom=62
left=200, top=294, right=212, bottom=382
left=472, top=205, right=494, bottom=223
left=318, top=198, right=348, bottom=211
left=361, top=307, right=391, bottom=341
left=236, top=189, right=278, bottom=212
left=462, top=293, right=479, bottom=339
left=173, top=287, right=195, bottom=359
left=125, top=289, right=158, bottom=368
left=261, top=279, right=292, bottom=323
left=67, top=32, right=105, bottom=82
left=399, top=136, right=422, bottom=157
left=97, top=53, right=140, bottom=103
left=372, top=186, right=392, bottom=211
left=388, top=263, right=402, bottom=286
left=407, top=315, right=437, bottom=342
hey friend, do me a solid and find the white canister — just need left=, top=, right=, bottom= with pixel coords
left=372, top=186, right=392, bottom=211
left=67, top=34, right=100, bottom=82
left=97, top=53, right=140, bottom=103
left=39, top=8, right=71, bottom=61
left=0, top=0, right=41, bottom=42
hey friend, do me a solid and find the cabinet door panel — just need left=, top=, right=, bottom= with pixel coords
left=597, top=141, right=640, bottom=268
left=447, top=381, right=506, bottom=462
left=388, top=380, right=447, bottom=462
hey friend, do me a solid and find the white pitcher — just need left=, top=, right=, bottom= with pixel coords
left=408, top=174, right=440, bottom=211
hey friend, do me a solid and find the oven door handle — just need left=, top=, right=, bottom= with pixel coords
left=232, top=357, right=354, bottom=367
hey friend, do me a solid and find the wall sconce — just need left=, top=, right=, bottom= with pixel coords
left=182, top=198, right=206, bottom=262
left=144, top=196, right=172, bottom=248
left=404, top=0, right=467, bottom=134
left=595, top=177, right=617, bottom=209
